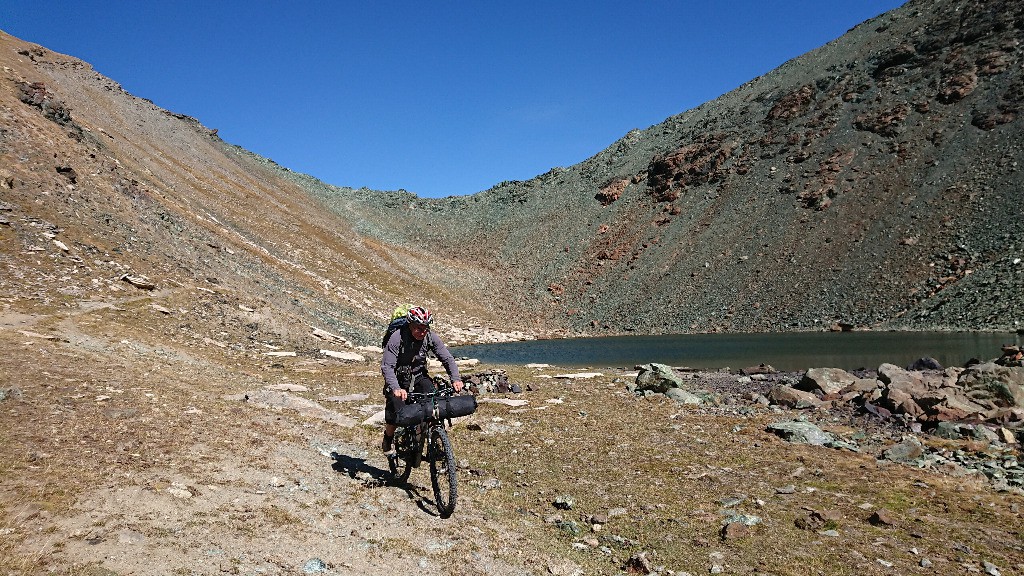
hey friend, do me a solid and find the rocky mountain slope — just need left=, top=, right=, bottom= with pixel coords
left=0, top=33, right=532, bottom=349
left=4, top=0, right=1020, bottom=342
left=304, top=0, right=1023, bottom=336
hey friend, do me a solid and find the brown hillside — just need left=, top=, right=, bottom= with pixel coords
left=0, top=32, right=525, bottom=348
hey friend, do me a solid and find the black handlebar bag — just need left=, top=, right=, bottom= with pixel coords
left=436, top=394, right=477, bottom=420
left=394, top=394, right=477, bottom=426
left=393, top=400, right=430, bottom=427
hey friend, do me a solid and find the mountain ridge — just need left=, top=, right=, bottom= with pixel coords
left=295, top=0, right=1022, bottom=336
left=3, top=0, right=1023, bottom=345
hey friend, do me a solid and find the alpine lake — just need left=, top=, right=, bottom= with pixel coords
left=451, top=330, right=1023, bottom=372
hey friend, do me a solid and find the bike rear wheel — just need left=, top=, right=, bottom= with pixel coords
left=428, top=425, right=458, bottom=518
left=388, top=427, right=415, bottom=485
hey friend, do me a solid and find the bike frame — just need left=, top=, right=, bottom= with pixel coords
left=389, top=382, right=459, bottom=517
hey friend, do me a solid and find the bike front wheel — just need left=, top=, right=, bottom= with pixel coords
left=428, top=425, right=458, bottom=518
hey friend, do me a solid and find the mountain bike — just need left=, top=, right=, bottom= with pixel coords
left=387, top=383, right=461, bottom=518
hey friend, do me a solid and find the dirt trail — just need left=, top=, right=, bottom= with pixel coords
left=0, top=305, right=539, bottom=576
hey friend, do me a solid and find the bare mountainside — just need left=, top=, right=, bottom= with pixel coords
left=4, top=0, right=1019, bottom=341
left=0, top=32, right=529, bottom=349
left=305, top=0, right=1023, bottom=336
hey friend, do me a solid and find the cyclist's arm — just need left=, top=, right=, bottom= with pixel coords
left=381, top=330, right=403, bottom=394
left=430, top=332, right=462, bottom=385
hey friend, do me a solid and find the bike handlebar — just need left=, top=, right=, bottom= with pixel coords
left=407, top=384, right=456, bottom=400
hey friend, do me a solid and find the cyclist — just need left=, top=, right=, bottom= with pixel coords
left=380, top=305, right=464, bottom=453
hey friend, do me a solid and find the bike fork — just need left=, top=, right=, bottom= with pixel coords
left=411, top=424, right=426, bottom=468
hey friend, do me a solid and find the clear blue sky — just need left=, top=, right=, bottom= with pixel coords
left=4, top=1, right=904, bottom=198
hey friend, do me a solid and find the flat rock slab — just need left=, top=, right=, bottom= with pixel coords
left=225, top=390, right=355, bottom=427
left=479, top=398, right=530, bottom=407
left=265, top=384, right=309, bottom=392
left=362, top=410, right=386, bottom=426
left=321, top=349, right=365, bottom=361
left=553, top=372, right=604, bottom=379
left=325, top=393, right=369, bottom=403
left=766, top=421, right=836, bottom=446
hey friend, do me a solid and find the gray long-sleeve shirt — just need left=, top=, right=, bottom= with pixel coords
left=381, top=327, right=461, bottom=393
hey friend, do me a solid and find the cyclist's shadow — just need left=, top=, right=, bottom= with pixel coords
left=329, top=451, right=444, bottom=518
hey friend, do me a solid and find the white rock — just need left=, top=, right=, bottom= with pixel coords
left=553, top=372, right=603, bottom=379
left=312, top=327, right=350, bottom=345
left=263, top=351, right=296, bottom=357
left=203, top=337, right=227, bottom=348
left=265, top=384, right=309, bottom=392
left=17, top=330, right=56, bottom=340
left=120, top=274, right=155, bottom=290
left=321, top=349, right=365, bottom=361
left=362, top=410, right=386, bottom=426
left=479, top=398, right=529, bottom=407
left=166, top=484, right=192, bottom=499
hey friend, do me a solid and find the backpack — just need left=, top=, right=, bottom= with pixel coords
left=381, top=304, right=412, bottom=349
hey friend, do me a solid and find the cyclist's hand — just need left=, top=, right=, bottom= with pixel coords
left=393, top=388, right=408, bottom=401
left=452, top=380, right=464, bottom=393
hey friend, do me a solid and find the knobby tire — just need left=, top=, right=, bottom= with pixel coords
left=389, top=426, right=415, bottom=485
left=428, top=425, right=458, bottom=518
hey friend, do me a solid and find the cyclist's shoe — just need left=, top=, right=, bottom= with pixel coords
left=381, top=433, right=394, bottom=454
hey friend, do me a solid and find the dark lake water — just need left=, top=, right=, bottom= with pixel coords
left=451, top=331, right=1022, bottom=372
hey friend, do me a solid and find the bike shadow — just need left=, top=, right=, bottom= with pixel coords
left=329, top=451, right=390, bottom=483
left=401, top=480, right=445, bottom=518
left=329, top=452, right=445, bottom=518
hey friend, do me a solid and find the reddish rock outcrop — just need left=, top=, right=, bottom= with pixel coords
left=646, top=135, right=734, bottom=202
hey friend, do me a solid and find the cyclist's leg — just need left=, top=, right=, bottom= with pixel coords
left=412, top=373, right=435, bottom=395
left=382, top=387, right=404, bottom=452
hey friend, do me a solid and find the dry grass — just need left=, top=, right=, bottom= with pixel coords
left=443, top=366, right=1024, bottom=575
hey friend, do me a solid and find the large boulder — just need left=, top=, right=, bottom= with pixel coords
left=906, top=357, right=943, bottom=371
left=881, top=437, right=925, bottom=463
left=768, top=385, right=822, bottom=409
left=766, top=421, right=835, bottom=446
left=923, top=388, right=990, bottom=422
left=665, top=388, right=704, bottom=405
left=883, top=386, right=926, bottom=419
left=634, top=363, right=685, bottom=394
left=877, top=363, right=923, bottom=388
left=798, top=368, right=857, bottom=396
left=957, top=362, right=1024, bottom=410
left=876, top=363, right=989, bottom=422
